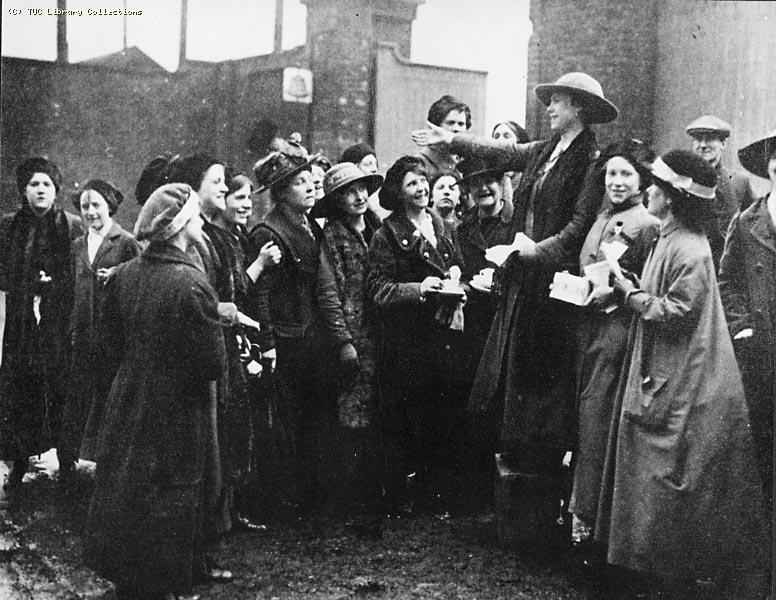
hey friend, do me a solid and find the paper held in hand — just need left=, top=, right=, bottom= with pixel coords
left=485, top=232, right=532, bottom=267
left=600, top=240, right=628, bottom=280
left=549, top=272, right=591, bottom=306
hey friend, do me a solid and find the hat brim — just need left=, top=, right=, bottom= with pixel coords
left=534, top=84, right=618, bottom=124
left=311, top=173, right=383, bottom=219
left=253, top=152, right=321, bottom=195
left=459, top=167, right=506, bottom=186
left=738, top=134, right=776, bottom=180
left=686, top=128, right=730, bottom=140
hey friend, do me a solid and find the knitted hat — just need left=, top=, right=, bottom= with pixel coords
left=72, top=179, right=125, bottom=215
left=534, top=72, right=618, bottom=124
left=341, top=143, right=377, bottom=166
left=310, top=162, right=383, bottom=219
left=134, top=183, right=199, bottom=242
left=738, top=131, right=776, bottom=180
left=650, top=149, right=718, bottom=200
left=16, top=156, right=63, bottom=195
left=685, top=115, right=732, bottom=140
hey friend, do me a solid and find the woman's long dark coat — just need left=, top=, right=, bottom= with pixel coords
left=366, top=209, right=464, bottom=492
left=0, top=204, right=82, bottom=459
left=453, top=129, right=601, bottom=450
left=85, top=243, right=225, bottom=597
left=65, top=222, right=141, bottom=462
left=718, top=195, right=776, bottom=506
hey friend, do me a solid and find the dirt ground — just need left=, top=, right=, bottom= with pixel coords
left=0, top=460, right=712, bottom=600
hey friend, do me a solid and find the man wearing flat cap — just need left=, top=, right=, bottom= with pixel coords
left=686, top=114, right=756, bottom=268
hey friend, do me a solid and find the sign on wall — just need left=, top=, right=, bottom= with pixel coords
left=283, top=67, right=313, bottom=103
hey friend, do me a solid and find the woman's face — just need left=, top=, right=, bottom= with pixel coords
left=224, top=183, right=253, bottom=226
left=492, top=123, right=516, bottom=142
left=547, top=93, right=581, bottom=133
left=470, top=174, right=503, bottom=212
left=311, top=165, right=325, bottom=201
left=197, top=164, right=227, bottom=212
left=401, top=169, right=429, bottom=211
left=357, top=154, right=379, bottom=175
left=605, top=156, right=641, bottom=204
left=339, top=181, right=369, bottom=217
left=281, top=169, right=316, bottom=213
left=646, top=183, right=670, bottom=220
left=79, top=189, right=112, bottom=232
left=25, top=172, right=56, bottom=215
left=431, top=175, right=460, bottom=213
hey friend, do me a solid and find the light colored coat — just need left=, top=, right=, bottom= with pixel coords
left=595, top=218, right=768, bottom=581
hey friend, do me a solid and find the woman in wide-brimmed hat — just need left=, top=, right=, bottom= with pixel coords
left=366, top=155, right=466, bottom=515
left=718, top=130, right=776, bottom=521
left=601, top=150, right=769, bottom=596
left=412, top=72, right=615, bottom=543
left=311, top=162, right=384, bottom=529
left=63, top=179, right=141, bottom=472
left=0, top=157, right=82, bottom=490
left=246, top=151, right=359, bottom=516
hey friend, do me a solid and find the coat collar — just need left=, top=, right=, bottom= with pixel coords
left=659, top=215, right=681, bottom=237
left=383, top=209, right=449, bottom=275
left=740, top=196, right=776, bottom=254
left=142, top=241, right=204, bottom=271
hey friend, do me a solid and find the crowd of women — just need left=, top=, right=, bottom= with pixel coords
left=0, top=70, right=774, bottom=599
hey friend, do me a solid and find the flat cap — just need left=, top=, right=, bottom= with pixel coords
left=685, top=115, right=732, bottom=139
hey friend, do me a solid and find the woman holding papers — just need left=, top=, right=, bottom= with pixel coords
left=567, top=140, right=659, bottom=553
left=601, top=150, right=768, bottom=596
left=413, top=72, right=615, bottom=546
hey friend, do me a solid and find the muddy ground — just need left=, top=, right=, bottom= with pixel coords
left=0, top=464, right=704, bottom=600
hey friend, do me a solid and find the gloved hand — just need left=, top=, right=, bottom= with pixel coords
left=338, top=342, right=361, bottom=391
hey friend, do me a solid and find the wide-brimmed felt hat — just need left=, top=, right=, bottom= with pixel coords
left=534, top=72, right=618, bottom=124
left=685, top=115, right=732, bottom=140
left=310, top=162, right=383, bottom=219
left=738, top=131, right=776, bottom=180
left=650, top=149, right=718, bottom=201
left=253, top=150, right=321, bottom=195
left=457, top=157, right=507, bottom=187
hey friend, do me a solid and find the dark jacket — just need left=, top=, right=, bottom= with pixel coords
left=456, top=128, right=602, bottom=449
left=247, top=203, right=352, bottom=351
left=367, top=209, right=463, bottom=380
left=416, top=145, right=460, bottom=183
left=708, top=160, right=756, bottom=269
left=718, top=196, right=775, bottom=495
left=85, top=242, right=225, bottom=596
left=67, top=222, right=141, bottom=461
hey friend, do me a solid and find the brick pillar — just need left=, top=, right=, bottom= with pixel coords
left=302, top=0, right=423, bottom=160
left=526, top=0, right=658, bottom=147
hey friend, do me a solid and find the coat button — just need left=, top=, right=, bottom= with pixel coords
left=443, top=253, right=449, bottom=260
left=402, top=239, right=408, bottom=246
left=755, top=262, right=764, bottom=273
left=423, top=252, right=430, bottom=258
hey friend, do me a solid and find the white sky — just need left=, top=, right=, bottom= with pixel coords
left=1, top=0, right=531, bottom=127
